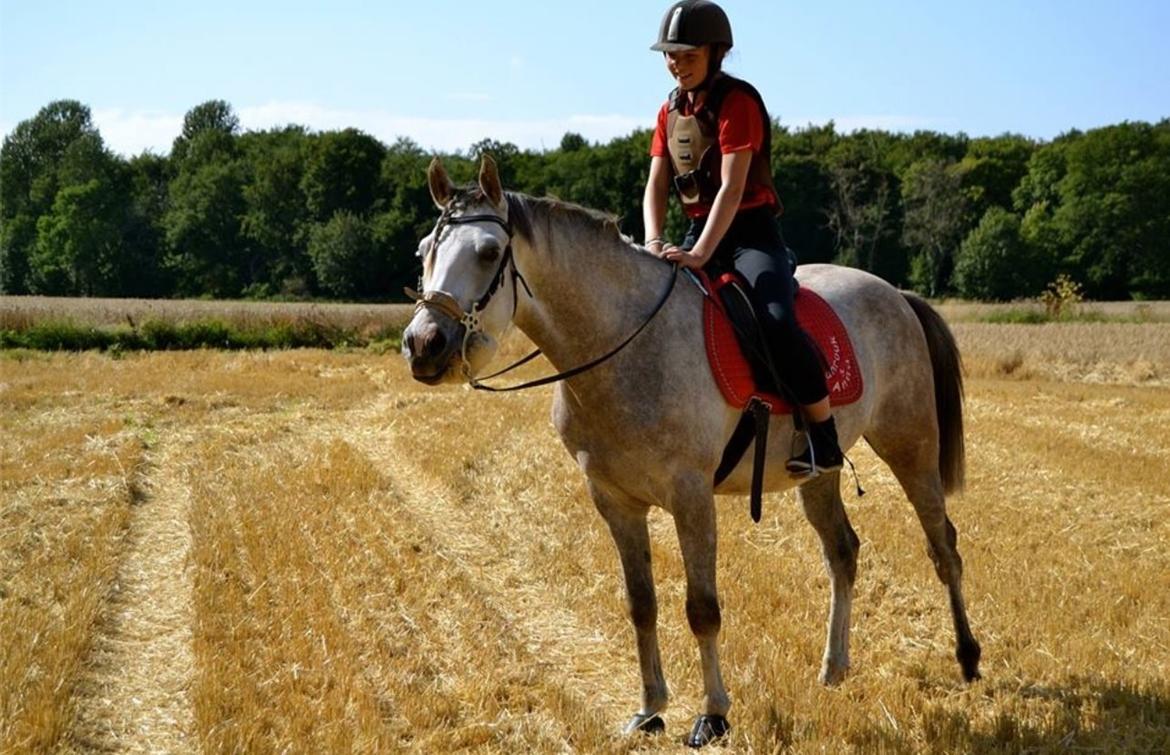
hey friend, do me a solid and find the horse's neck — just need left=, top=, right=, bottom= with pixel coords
left=511, top=214, right=668, bottom=371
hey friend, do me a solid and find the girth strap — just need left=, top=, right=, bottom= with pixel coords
left=714, top=396, right=771, bottom=523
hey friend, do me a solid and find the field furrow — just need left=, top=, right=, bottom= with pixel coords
left=59, top=436, right=197, bottom=754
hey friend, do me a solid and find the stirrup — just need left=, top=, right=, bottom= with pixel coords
left=786, top=428, right=842, bottom=477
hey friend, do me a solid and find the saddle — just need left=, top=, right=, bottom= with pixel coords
left=691, top=269, right=863, bottom=521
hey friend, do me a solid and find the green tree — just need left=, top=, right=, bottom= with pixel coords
left=164, top=151, right=246, bottom=297
left=308, top=210, right=383, bottom=298
left=30, top=179, right=124, bottom=295
left=1013, top=123, right=1170, bottom=298
left=772, top=122, right=839, bottom=264
left=239, top=126, right=313, bottom=296
left=953, top=207, right=1052, bottom=300
left=163, top=102, right=246, bottom=297
left=172, top=99, right=240, bottom=164
left=1, top=100, right=103, bottom=293
left=958, top=134, right=1034, bottom=218
left=902, top=158, right=970, bottom=296
left=559, top=132, right=588, bottom=152
left=302, top=129, right=387, bottom=222
left=122, top=153, right=171, bottom=296
left=824, top=135, right=906, bottom=284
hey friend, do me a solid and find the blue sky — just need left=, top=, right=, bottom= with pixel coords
left=1, top=0, right=1167, bottom=156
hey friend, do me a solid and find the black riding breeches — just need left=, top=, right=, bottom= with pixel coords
left=683, top=207, right=830, bottom=406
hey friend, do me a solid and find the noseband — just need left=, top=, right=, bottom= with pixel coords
left=405, top=207, right=533, bottom=381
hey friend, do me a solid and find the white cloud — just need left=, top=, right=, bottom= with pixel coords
left=27, top=101, right=648, bottom=156
left=91, top=108, right=184, bottom=155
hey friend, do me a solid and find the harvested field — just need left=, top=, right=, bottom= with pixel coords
left=0, top=296, right=413, bottom=336
left=2, top=319, right=1169, bottom=752
left=954, top=322, right=1170, bottom=385
left=934, top=299, right=1170, bottom=323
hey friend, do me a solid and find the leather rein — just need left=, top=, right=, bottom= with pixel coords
left=406, top=207, right=679, bottom=393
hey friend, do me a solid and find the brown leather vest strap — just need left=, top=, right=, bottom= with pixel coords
left=664, top=75, right=781, bottom=213
left=667, top=111, right=716, bottom=206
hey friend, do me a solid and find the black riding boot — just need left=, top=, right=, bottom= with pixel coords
left=786, top=416, right=844, bottom=476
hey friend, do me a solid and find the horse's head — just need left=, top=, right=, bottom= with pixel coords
left=402, top=155, right=518, bottom=384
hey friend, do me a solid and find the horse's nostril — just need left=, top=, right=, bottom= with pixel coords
left=429, top=329, right=447, bottom=354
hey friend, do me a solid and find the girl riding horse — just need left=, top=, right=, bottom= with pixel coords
left=643, top=0, right=844, bottom=476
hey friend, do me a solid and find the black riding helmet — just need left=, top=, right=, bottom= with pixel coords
left=650, top=0, right=733, bottom=53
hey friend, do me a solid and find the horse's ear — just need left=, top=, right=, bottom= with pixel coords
left=478, top=154, right=505, bottom=209
left=428, top=157, right=455, bottom=209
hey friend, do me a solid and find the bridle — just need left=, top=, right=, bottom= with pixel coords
left=405, top=205, right=533, bottom=383
left=406, top=203, right=679, bottom=392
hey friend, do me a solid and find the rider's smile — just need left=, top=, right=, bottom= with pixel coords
left=666, top=47, right=710, bottom=91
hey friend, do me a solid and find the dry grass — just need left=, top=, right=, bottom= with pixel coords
left=934, top=300, right=1170, bottom=323
left=0, top=295, right=414, bottom=340
left=2, top=322, right=1169, bottom=753
left=0, top=409, right=145, bottom=752
left=954, top=322, right=1170, bottom=385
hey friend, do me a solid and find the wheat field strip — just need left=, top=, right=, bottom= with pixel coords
left=1, top=406, right=146, bottom=753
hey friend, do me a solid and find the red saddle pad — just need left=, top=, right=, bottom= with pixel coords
left=699, top=271, right=863, bottom=415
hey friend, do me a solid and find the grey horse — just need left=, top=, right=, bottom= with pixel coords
left=403, top=155, right=981, bottom=746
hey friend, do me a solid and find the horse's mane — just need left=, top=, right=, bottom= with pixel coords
left=452, top=187, right=632, bottom=250
left=506, top=192, right=629, bottom=247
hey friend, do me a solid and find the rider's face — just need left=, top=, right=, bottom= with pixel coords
left=665, top=46, right=711, bottom=91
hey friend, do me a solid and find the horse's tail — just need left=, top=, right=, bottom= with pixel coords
left=902, top=292, right=966, bottom=494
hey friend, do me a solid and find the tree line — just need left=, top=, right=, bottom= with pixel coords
left=2, top=99, right=1168, bottom=302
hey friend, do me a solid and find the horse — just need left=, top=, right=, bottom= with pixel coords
left=402, top=155, right=981, bottom=747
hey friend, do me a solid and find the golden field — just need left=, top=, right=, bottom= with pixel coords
left=0, top=296, right=415, bottom=333
left=2, top=316, right=1169, bottom=753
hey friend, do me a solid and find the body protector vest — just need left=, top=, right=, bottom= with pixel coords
left=666, top=74, right=779, bottom=212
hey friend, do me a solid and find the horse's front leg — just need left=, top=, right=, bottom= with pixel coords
left=672, top=473, right=731, bottom=748
left=589, top=481, right=669, bottom=735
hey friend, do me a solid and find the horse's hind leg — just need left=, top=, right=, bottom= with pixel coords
left=588, top=481, right=669, bottom=731
left=797, top=471, right=860, bottom=685
left=878, top=452, right=982, bottom=682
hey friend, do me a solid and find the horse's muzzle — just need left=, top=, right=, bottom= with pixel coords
left=402, top=317, right=459, bottom=384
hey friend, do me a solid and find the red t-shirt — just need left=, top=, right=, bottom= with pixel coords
left=650, top=88, right=779, bottom=218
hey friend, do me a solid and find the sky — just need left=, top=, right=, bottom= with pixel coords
left=1, top=0, right=1167, bottom=157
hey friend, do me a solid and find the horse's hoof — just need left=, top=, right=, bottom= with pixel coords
left=686, top=714, right=730, bottom=748
left=623, top=712, right=665, bottom=736
left=819, top=658, right=850, bottom=686
left=958, top=639, right=982, bottom=683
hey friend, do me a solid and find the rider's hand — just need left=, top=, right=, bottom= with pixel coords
left=645, top=238, right=667, bottom=257
left=663, top=247, right=707, bottom=270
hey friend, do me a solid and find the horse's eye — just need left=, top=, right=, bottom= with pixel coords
left=478, top=245, right=501, bottom=263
